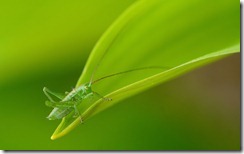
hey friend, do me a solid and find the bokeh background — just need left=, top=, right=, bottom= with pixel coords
left=0, top=0, right=240, bottom=150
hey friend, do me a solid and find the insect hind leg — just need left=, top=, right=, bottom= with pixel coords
left=43, top=87, right=64, bottom=102
left=43, top=87, right=56, bottom=102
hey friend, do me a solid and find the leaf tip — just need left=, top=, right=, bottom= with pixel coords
left=50, top=132, right=65, bottom=140
left=50, top=135, right=56, bottom=140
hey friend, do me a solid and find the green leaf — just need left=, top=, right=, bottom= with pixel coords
left=50, top=0, right=240, bottom=140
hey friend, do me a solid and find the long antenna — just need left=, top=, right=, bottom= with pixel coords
left=91, top=66, right=169, bottom=85
left=89, top=51, right=108, bottom=86
left=89, top=30, right=123, bottom=86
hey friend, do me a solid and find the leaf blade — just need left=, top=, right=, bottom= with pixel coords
left=51, top=0, right=240, bottom=139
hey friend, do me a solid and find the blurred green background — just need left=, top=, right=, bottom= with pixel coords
left=0, top=0, right=240, bottom=150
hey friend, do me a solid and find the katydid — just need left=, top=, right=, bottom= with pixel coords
left=44, top=66, right=166, bottom=122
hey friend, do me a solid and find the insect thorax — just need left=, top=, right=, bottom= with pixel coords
left=63, top=83, right=93, bottom=101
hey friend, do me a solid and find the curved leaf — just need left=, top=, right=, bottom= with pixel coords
left=51, top=0, right=240, bottom=140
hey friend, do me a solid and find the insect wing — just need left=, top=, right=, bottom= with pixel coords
left=47, top=107, right=73, bottom=120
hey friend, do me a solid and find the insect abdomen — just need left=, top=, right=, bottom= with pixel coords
left=47, top=107, right=73, bottom=120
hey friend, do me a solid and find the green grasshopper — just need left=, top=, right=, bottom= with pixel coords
left=44, top=66, right=165, bottom=122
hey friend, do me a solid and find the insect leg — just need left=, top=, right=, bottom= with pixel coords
left=43, top=87, right=64, bottom=101
left=92, top=91, right=112, bottom=101
left=73, top=105, right=83, bottom=123
left=43, top=87, right=56, bottom=102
